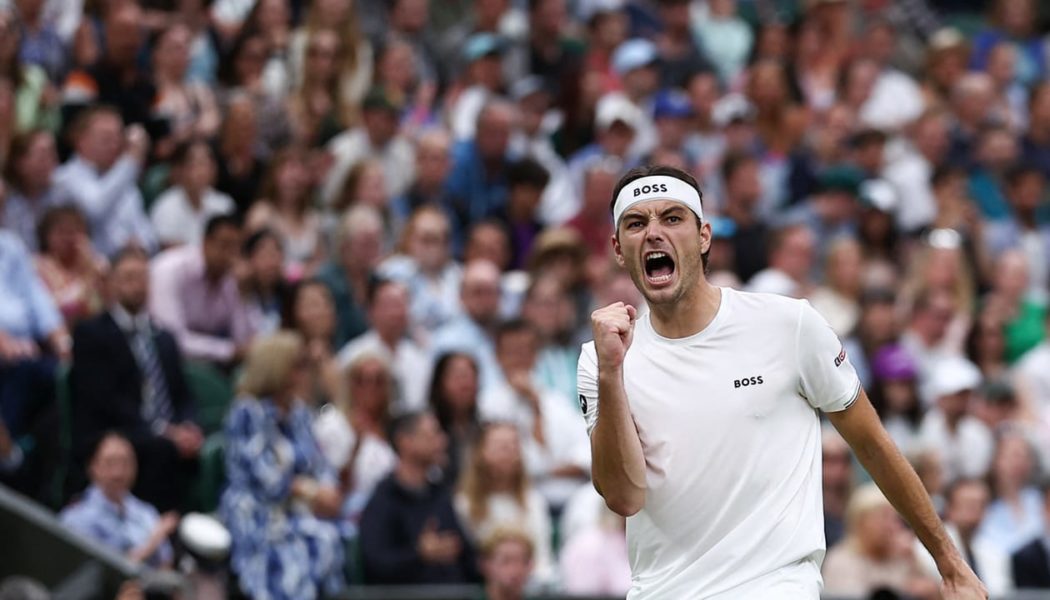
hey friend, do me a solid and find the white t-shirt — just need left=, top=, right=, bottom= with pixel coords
left=150, top=187, right=235, bottom=247
left=577, top=287, right=860, bottom=599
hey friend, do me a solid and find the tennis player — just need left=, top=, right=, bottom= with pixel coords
left=577, top=165, right=986, bottom=599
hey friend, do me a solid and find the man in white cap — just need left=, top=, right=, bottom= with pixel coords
left=918, top=356, right=994, bottom=482
left=578, top=164, right=986, bottom=598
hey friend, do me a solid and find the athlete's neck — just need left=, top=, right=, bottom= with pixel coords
left=648, top=279, right=722, bottom=339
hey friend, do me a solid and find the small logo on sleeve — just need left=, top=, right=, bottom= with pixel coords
left=834, top=347, right=847, bottom=367
left=579, top=394, right=588, bottom=414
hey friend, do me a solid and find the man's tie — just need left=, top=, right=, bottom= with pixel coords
left=131, top=326, right=175, bottom=427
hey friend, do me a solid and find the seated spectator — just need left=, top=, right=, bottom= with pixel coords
left=808, top=237, right=863, bottom=338
left=429, top=352, right=481, bottom=483
left=390, top=130, right=454, bottom=229
left=150, top=214, right=255, bottom=366
left=558, top=505, right=630, bottom=596
left=455, top=423, right=554, bottom=584
left=282, top=279, right=340, bottom=408
left=823, top=427, right=853, bottom=549
left=71, top=247, right=201, bottom=512
left=317, top=205, right=383, bottom=347
left=566, top=158, right=618, bottom=260
left=0, top=230, right=66, bottom=500
left=980, top=430, right=1045, bottom=555
left=900, top=288, right=962, bottom=389
left=52, top=106, right=156, bottom=256
left=1014, top=310, right=1050, bottom=417
left=522, top=276, right=580, bottom=405
left=314, top=352, right=397, bottom=526
left=917, top=478, right=1013, bottom=595
left=984, top=165, right=1050, bottom=308
left=869, top=344, right=924, bottom=456
left=33, top=205, right=105, bottom=327
left=214, top=94, right=268, bottom=214
left=918, top=356, right=994, bottom=482
left=379, top=205, right=463, bottom=335
left=1011, top=479, right=1050, bottom=589
left=60, top=432, right=177, bottom=568
left=481, top=319, right=590, bottom=510
left=479, top=528, right=534, bottom=600
left=246, top=148, right=325, bottom=279
left=911, top=448, right=948, bottom=516
left=822, top=483, right=937, bottom=597
left=149, top=23, right=221, bottom=148
left=432, top=259, right=504, bottom=392
left=239, top=229, right=288, bottom=337
left=336, top=279, right=430, bottom=412
left=149, top=140, right=235, bottom=248
left=984, top=250, right=1046, bottom=366
left=221, top=332, right=343, bottom=600
left=746, top=224, right=816, bottom=299
left=1, top=130, right=60, bottom=251
left=497, top=158, right=549, bottom=270
left=359, top=411, right=480, bottom=585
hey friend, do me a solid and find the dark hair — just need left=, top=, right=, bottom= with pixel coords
left=171, top=138, right=214, bottom=168
left=507, top=158, right=550, bottom=190
left=428, top=352, right=480, bottom=434
left=110, top=245, right=151, bottom=270
left=1005, top=163, right=1044, bottom=188
left=931, top=164, right=966, bottom=189
left=720, top=151, right=757, bottom=184
left=242, top=227, right=283, bottom=257
left=495, top=318, right=538, bottom=347
left=610, top=164, right=709, bottom=270
left=2, top=130, right=52, bottom=190
left=90, top=430, right=134, bottom=462
left=945, top=477, right=989, bottom=508
left=36, top=205, right=88, bottom=253
left=204, top=213, right=242, bottom=239
left=280, top=278, right=330, bottom=330
left=868, top=375, right=923, bottom=428
left=388, top=411, right=430, bottom=455
left=366, top=277, right=403, bottom=306
left=70, top=104, right=123, bottom=143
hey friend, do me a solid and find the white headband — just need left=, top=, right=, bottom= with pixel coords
left=612, top=175, right=703, bottom=225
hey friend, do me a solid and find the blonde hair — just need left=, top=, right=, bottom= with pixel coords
left=339, top=351, right=395, bottom=425
left=459, top=422, right=530, bottom=526
left=844, top=482, right=892, bottom=533
left=480, top=526, right=534, bottom=560
left=238, top=332, right=304, bottom=398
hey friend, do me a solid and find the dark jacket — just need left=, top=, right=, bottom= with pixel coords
left=359, top=474, right=480, bottom=585
left=1012, top=537, right=1050, bottom=589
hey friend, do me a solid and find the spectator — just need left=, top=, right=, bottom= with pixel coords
left=221, top=332, right=344, bottom=600
left=12, top=0, right=67, bottom=85
left=565, top=157, right=618, bottom=260
left=0, top=229, right=66, bottom=500
left=981, top=431, right=1045, bottom=555
left=379, top=205, right=463, bottom=335
left=150, top=140, right=235, bottom=249
left=498, top=158, right=549, bottom=270
left=917, top=478, right=1013, bottom=595
left=286, top=29, right=362, bottom=148
left=984, top=165, right=1050, bottom=303
left=240, top=229, right=288, bottom=337
left=522, top=276, right=579, bottom=403
left=317, top=205, right=383, bottom=347
left=509, top=77, right=570, bottom=228
left=322, top=86, right=414, bottom=206
left=70, top=247, right=201, bottom=511
left=150, top=22, right=221, bottom=151
left=448, top=33, right=505, bottom=142
left=314, top=351, right=398, bottom=529
left=428, top=352, right=481, bottom=483
left=455, top=422, right=554, bottom=584
left=52, top=106, right=156, bottom=256
left=970, top=0, right=1044, bottom=88
left=514, top=0, right=582, bottom=95
left=809, top=237, right=863, bottom=338
left=920, top=28, right=969, bottom=110
left=213, top=94, right=267, bottom=214
left=822, top=427, right=853, bottom=549
left=1011, top=479, right=1050, bottom=588
left=216, top=30, right=293, bottom=157
left=390, top=129, right=454, bottom=228
left=947, top=74, right=997, bottom=170
left=718, top=152, right=767, bottom=283
left=558, top=500, right=630, bottom=595
left=984, top=249, right=1046, bottom=365
left=1020, top=82, right=1050, bottom=178
left=967, top=307, right=1009, bottom=382
left=479, top=528, right=535, bottom=600
left=359, top=410, right=480, bottom=585
left=336, top=279, right=430, bottom=412
left=432, top=259, right=503, bottom=392
left=822, top=483, right=936, bottom=597
left=967, top=124, right=1020, bottom=221
left=149, top=214, right=255, bottom=366
left=882, top=108, right=951, bottom=234
left=282, top=279, right=340, bottom=407
left=868, top=344, right=924, bottom=456
left=1, top=130, right=59, bottom=250
left=1014, top=310, right=1050, bottom=418
left=480, top=319, right=589, bottom=510
left=918, top=356, right=993, bottom=482
left=59, top=433, right=177, bottom=568
left=464, top=219, right=513, bottom=273
left=900, top=288, right=960, bottom=382
left=33, top=205, right=105, bottom=327
left=0, top=10, right=57, bottom=134
left=746, top=224, right=815, bottom=298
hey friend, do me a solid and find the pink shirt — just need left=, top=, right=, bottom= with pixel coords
left=559, top=527, right=632, bottom=596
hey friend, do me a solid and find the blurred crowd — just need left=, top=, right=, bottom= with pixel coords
left=1, top=0, right=1050, bottom=598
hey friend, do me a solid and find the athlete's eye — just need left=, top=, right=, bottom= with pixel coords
left=626, top=220, right=644, bottom=229
left=667, top=215, right=682, bottom=224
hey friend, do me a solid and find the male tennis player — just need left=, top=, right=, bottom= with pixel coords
left=577, top=165, right=986, bottom=599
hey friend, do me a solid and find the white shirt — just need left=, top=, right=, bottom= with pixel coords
left=577, top=288, right=861, bottom=599
left=859, top=69, right=925, bottom=132
left=1014, top=342, right=1050, bottom=419
left=882, top=141, right=936, bottom=233
left=917, top=410, right=994, bottom=482
left=746, top=267, right=802, bottom=298
left=313, top=405, right=397, bottom=499
left=320, top=128, right=415, bottom=207
left=915, top=524, right=1013, bottom=596
left=150, top=187, right=235, bottom=247
left=454, top=489, right=555, bottom=584
left=336, top=330, right=431, bottom=413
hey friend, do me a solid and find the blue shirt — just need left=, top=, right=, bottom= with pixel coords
left=59, top=485, right=172, bottom=567
left=978, top=487, right=1046, bottom=555
left=431, top=315, right=500, bottom=394
left=444, top=141, right=509, bottom=248
left=0, top=231, right=61, bottom=339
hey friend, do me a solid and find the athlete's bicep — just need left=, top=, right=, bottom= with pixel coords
left=796, top=300, right=861, bottom=412
left=577, top=343, right=600, bottom=436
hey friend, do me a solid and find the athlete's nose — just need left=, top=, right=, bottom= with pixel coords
left=644, top=218, right=666, bottom=243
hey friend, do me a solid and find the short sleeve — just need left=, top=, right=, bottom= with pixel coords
left=796, top=300, right=860, bottom=412
left=577, top=342, right=600, bottom=436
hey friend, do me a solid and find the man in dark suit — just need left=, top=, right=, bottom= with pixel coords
left=71, top=247, right=203, bottom=511
left=1012, top=480, right=1050, bottom=588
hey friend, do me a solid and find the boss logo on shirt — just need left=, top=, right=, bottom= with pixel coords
left=633, top=183, right=669, bottom=197
left=834, top=347, right=847, bottom=367
left=734, top=376, right=764, bottom=388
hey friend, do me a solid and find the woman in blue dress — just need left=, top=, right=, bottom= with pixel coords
left=221, top=331, right=345, bottom=599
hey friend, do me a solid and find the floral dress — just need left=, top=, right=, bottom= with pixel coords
left=220, top=396, right=344, bottom=600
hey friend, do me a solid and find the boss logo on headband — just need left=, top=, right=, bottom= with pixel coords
left=633, top=183, right=669, bottom=197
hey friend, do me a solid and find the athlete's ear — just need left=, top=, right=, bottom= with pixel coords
left=699, top=220, right=712, bottom=256
left=611, top=232, right=626, bottom=268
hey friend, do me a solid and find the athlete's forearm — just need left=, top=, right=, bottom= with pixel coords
left=592, top=366, right=647, bottom=516
left=829, top=396, right=969, bottom=578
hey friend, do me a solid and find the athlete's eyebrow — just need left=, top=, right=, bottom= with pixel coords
left=660, top=205, right=687, bottom=218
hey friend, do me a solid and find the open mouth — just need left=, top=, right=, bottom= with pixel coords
left=644, top=251, right=676, bottom=285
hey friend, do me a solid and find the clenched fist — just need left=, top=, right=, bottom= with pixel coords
left=591, top=302, right=637, bottom=369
